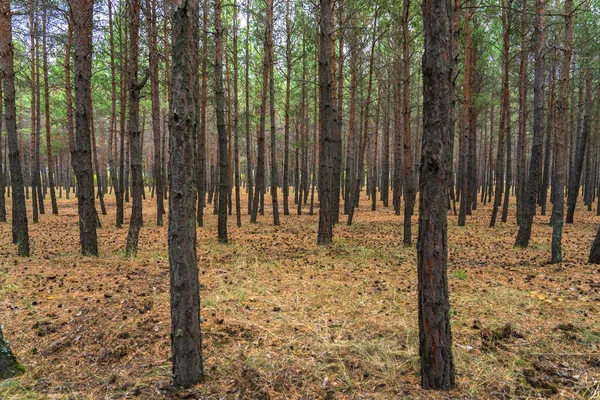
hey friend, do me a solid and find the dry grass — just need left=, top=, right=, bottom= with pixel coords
left=0, top=190, right=599, bottom=399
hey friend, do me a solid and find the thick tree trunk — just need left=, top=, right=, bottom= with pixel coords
left=317, top=0, right=334, bottom=243
left=70, top=0, right=98, bottom=256
left=168, top=0, right=204, bottom=387
left=0, top=0, right=30, bottom=256
left=419, top=0, right=455, bottom=389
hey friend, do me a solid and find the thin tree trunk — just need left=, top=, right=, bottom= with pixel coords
left=42, top=2, right=57, bottom=214
left=516, top=0, right=528, bottom=226
left=233, top=0, right=241, bottom=228
left=125, top=0, right=148, bottom=257
left=490, top=0, right=512, bottom=228
left=267, top=0, right=279, bottom=226
left=515, top=0, right=545, bottom=248
left=215, top=0, right=228, bottom=242
left=244, top=0, right=253, bottom=215
left=145, top=0, right=164, bottom=226
left=402, top=0, right=416, bottom=244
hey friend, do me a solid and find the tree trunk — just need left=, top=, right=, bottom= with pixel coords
left=30, top=2, right=40, bottom=223
left=250, top=0, right=271, bottom=224
left=402, top=0, right=416, bottom=244
left=0, top=64, right=5, bottom=222
left=145, top=0, right=164, bottom=226
left=0, top=0, right=30, bottom=256
left=348, top=6, right=378, bottom=226
left=233, top=0, right=241, bottom=228
left=539, top=56, right=556, bottom=216
left=244, top=0, right=253, bottom=215
left=283, top=0, right=292, bottom=216
left=458, top=3, right=471, bottom=226
left=215, top=0, right=228, bottom=242
left=70, top=0, right=98, bottom=256
left=168, top=0, right=204, bottom=388
left=125, top=0, right=148, bottom=257
left=490, top=0, right=512, bottom=228
left=0, top=327, right=24, bottom=379
left=42, top=2, right=58, bottom=215
left=197, top=0, right=208, bottom=226
left=90, top=109, right=106, bottom=216
left=419, top=0, right=455, bottom=389
left=515, top=0, right=545, bottom=248
left=317, top=0, right=334, bottom=243
left=516, top=0, right=528, bottom=226
left=267, top=0, right=280, bottom=226
left=566, top=75, right=591, bottom=224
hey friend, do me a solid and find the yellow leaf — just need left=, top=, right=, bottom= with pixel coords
left=47, top=295, right=55, bottom=299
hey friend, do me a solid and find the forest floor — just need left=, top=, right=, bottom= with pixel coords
left=1, top=191, right=600, bottom=399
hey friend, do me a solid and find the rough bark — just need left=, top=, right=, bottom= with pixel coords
left=490, top=0, right=511, bottom=228
left=419, top=0, right=455, bottom=389
left=458, top=3, right=471, bottom=226
left=565, top=75, right=591, bottom=224
left=0, top=327, right=24, bottom=380
left=42, top=2, right=58, bottom=215
left=539, top=57, right=555, bottom=216
left=215, top=0, right=228, bottom=242
left=250, top=0, right=271, bottom=224
left=317, top=0, right=334, bottom=244
left=70, top=0, right=98, bottom=256
left=144, top=0, right=164, bottom=226
left=244, top=0, right=253, bottom=215
left=125, top=0, right=148, bottom=257
left=402, top=0, right=416, bottom=244
left=516, top=0, right=528, bottom=225
left=168, top=0, right=204, bottom=387
left=0, top=66, right=5, bottom=222
left=197, top=0, right=208, bottom=226
left=0, top=0, right=30, bottom=256
left=515, top=0, right=545, bottom=248
left=233, top=0, right=241, bottom=228
left=267, top=0, right=280, bottom=226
